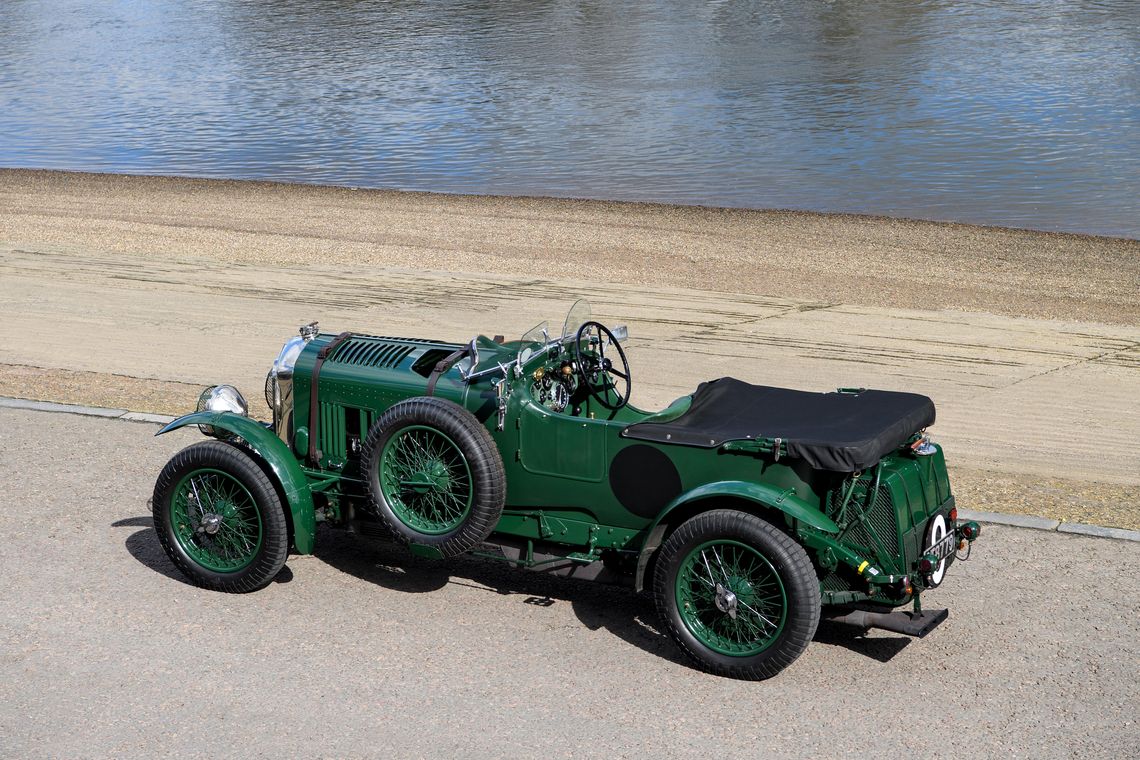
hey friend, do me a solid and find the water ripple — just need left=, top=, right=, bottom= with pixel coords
left=0, top=0, right=1137, bottom=237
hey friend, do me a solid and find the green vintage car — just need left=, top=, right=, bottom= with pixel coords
left=153, top=299, right=979, bottom=679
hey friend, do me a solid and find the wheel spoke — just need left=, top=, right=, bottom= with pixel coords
left=737, top=599, right=777, bottom=631
left=188, top=477, right=206, bottom=518
left=171, top=469, right=262, bottom=572
left=381, top=426, right=473, bottom=535
left=676, top=539, right=788, bottom=657
left=700, top=550, right=719, bottom=587
left=712, top=547, right=732, bottom=583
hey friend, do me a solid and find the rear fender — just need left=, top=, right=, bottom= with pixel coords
left=156, top=411, right=316, bottom=554
left=633, top=480, right=839, bottom=592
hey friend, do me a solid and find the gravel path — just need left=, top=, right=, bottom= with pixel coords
left=3, top=169, right=1137, bottom=324
left=1, top=408, right=1137, bottom=759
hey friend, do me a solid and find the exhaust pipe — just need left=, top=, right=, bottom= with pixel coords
left=824, top=607, right=948, bottom=638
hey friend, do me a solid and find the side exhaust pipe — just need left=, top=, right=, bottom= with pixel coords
left=823, top=607, right=948, bottom=638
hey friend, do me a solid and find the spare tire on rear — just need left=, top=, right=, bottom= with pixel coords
left=361, top=396, right=505, bottom=557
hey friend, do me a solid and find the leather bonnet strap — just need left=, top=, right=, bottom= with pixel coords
left=425, top=346, right=470, bottom=397
left=307, top=331, right=352, bottom=466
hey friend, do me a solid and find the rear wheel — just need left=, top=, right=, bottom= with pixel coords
left=152, top=441, right=289, bottom=592
left=653, top=510, right=820, bottom=679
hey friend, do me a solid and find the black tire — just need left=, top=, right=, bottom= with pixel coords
left=652, top=509, right=820, bottom=680
left=361, top=396, right=505, bottom=557
left=152, top=441, right=289, bottom=592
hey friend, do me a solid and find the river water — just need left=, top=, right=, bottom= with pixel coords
left=1, top=0, right=1137, bottom=237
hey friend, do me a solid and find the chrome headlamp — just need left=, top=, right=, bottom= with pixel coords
left=196, top=384, right=249, bottom=437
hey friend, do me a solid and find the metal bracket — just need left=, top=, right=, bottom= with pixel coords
left=536, top=512, right=554, bottom=539
left=458, top=337, right=480, bottom=381
left=494, top=367, right=511, bottom=432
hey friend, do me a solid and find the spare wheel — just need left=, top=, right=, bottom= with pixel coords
left=361, top=396, right=505, bottom=557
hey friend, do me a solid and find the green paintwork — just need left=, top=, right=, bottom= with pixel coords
left=676, top=539, right=787, bottom=656
left=170, top=468, right=263, bottom=572
left=156, top=411, right=316, bottom=554
left=518, top=404, right=606, bottom=482
left=379, top=425, right=474, bottom=534
left=636, top=393, right=691, bottom=424
left=167, top=306, right=971, bottom=613
left=654, top=481, right=841, bottom=535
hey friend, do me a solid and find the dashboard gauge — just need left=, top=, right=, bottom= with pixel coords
left=550, top=381, right=569, bottom=412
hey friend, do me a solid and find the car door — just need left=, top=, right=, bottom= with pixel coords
left=516, top=399, right=608, bottom=482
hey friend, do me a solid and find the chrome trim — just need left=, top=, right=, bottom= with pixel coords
left=268, top=323, right=317, bottom=446
left=195, top=385, right=249, bottom=438
left=458, top=336, right=480, bottom=380
left=914, top=435, right=937, bottom=456
left=196, top=384, right=249, bottom=417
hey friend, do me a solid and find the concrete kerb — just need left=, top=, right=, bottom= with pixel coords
left=0, top=395, right=174, bottom=425
left=2, top=395, right=1137, bottom=543
left=957, top=509, right=1059, bottom=532
left=957, top=509, right=1140, bottom=542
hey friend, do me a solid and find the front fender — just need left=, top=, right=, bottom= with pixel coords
left=156, top=411, right=316, bottom=554
left=633, top=480, right=839, bottom=592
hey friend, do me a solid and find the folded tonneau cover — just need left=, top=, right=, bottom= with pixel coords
left=622, top=377, right=935, bottom=472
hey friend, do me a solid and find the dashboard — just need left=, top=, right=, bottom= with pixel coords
left=529, top=360, right=579, bottom=413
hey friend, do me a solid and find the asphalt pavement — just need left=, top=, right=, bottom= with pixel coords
left=1, top=407, right=1137, bottom=759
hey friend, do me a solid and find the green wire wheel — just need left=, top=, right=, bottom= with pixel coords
left=379, top=426, right=474, bottom=535
left=654, top=509, right=821, bottom=680
left=169, top=468, right=264, bottom=572
left=674, top=539, right=788, bottom=657
left=153, top=441, right=289, bottom=592
left=363, top=397, right=505, bottom=557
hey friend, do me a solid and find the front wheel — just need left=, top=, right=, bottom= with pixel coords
left=653, top=510, right=820, bottom=679
left=152, top=441, right=289, bottom=592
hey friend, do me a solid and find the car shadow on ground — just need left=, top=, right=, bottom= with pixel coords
left=115, top=515, right=294, bottom=587
left=314, top=527, right=688, bottom=666
left=117, top=518, right=910, bottom=669
left=314, top=529, right=909, bottom=670
left=812, top=620, right=911, bottom=662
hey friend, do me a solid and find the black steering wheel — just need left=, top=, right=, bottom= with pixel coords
left=573, top=321, right=631, bottom=410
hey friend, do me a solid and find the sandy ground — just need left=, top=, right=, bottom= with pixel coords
left=0, top=169, right=1137, bottom=529
left=1, top=408, right=1137, bottom=759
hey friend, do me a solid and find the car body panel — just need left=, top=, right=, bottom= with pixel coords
left=156, top=410, right=317, bottom=554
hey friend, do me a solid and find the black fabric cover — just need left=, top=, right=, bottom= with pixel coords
left=622, top=377, right=935, bottom=472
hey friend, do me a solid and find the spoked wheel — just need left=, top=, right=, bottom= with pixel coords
left=380, top=425, right=474, bottom=535
left=653, top=510, right=820, bottom=680
left=362, top=397, right=505, bottom=557
left=676, top=540, right=789, bottom=656
left=153, top=441, right=289, bottom=592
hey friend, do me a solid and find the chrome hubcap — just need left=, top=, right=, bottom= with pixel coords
left=715, top=582, right=738, bottom=619
left=198, top=513, right=223, bottom=535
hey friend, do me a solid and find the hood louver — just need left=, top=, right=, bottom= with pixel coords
left=328, top=338, right=417, bottom=369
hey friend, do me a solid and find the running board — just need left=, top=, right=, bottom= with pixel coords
left=823, top=608, right=948, bottom=638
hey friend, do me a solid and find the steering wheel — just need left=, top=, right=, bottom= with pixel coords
left=573, top=321, right=631, bottom=410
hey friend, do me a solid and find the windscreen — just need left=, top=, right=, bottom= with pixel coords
left=517, top=321, right=549, bottom=365
left=561, top=299, right=592, bottom=340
